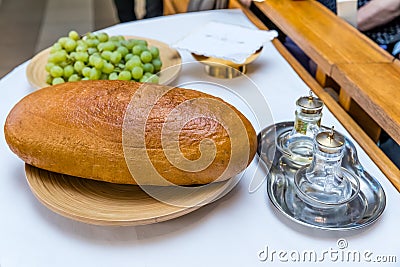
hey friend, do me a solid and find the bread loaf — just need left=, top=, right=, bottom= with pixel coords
left=5, top=80, right=257, bottom=185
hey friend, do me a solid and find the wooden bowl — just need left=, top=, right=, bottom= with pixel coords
left=25, top=164, right=236, bottom=226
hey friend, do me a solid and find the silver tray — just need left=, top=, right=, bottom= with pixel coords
left=257, top=121, right=386, bottom=231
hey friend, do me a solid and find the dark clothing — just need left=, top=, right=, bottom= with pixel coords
left=113, top=0, right=163, bottom=22
left=318, top=0, right=400, bottom=46
left=380, top=137, right=400, bottom=167
left=283, top=0, right=400, bottom=168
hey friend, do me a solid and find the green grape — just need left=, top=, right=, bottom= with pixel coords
left=97, top=32, right=109, bottom=43
left=81, top=77, right=89, bottom=80
left=76, top=44, right=88, bottom=52
left=64, top=38, right=77, bottom=52
left=94, top=58, right=105, bottom=70
left=123, top=39, right=136, bottom=50
left=142, top=72, right=152, bottom=81
left=109, top=72, right=118, bottom=80
left=110, top=51, right=122, bottom=64
left=125, top=57, right=142, bottom=70
left=63, top=65, right=74, bottom=78
left=68, top=30, right=80, bottom=41
left=45, top=62, right=55, bottom=72
left=68, top=74, right=80, bottom=82
left=129, top=39, right=141, bottom=46
left=97, top=42, right=106, bottom=52
left=124, top=53, right=133, bottom=61
left=89, top=54, right=101, bottom=66
left=52, top=77, right=65, bottom=85
left=149, top=47, right=159, bottom=58
left=48, top=50, right=67, bottom=63
left=131, top=66, right=143, bottom=80
left=143, top=72, right=153, bottom=81
left=46, top=31, right=162, bottom=84
left=132, top=45, right=144, bottom=56
left=131, top=55, right=141, bottom=61
left=101, top=41, right=116, bottom=51
left=109, top=36, right=119, bottom=42
left=110, top=35, right=124, bottom=42
left=47, top=54, right=57, bottom=63
left=149, top=75, right=159, bottom=84
left=87, top=47, right=98, bottom=55
left=86, top=33, right=97, bottom=39
left=136, top=39, right=148, bottom=47
left=116, top=46, right=129, bottom=57
left=69, top=51, right=77, bottom=59
left=102, top=62, right=114, bottom=74
left=50, top=43, right=62, bottom=53
left=58, top=37, right=69, bottom=47
left=74, top=61, right=85, bottom=73
left=59, top=61, right=69, bottom=68
left=140, top=51, right=152, bottom=63
left=118, top=70, right=132, bottom=81
left=85, top=38, right=99, bottom=48
left=46, top=74, right=53, bottom=85
left=89, top=68, right=101, bottom=80
left=75, top=51, right=89, bottom=62
left=143, top=63, right=154, bottom=74
left=101, top=50, right=112, bottom=61
left=50, top=65, right=64, bottom=77
left=82, top=67, right=91, bottom=77
left=152, top=58, right=162, bottom=71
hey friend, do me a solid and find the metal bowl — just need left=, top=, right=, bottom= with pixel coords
left=191, top=47, right=262, bottom=79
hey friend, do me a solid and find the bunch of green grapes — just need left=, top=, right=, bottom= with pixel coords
left=45, top=30, right=162, bottom=85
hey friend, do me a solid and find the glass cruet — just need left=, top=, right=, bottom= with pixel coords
left=295, top=127, right=360, bottom=206
left=277, top=91, right=324, bottom=165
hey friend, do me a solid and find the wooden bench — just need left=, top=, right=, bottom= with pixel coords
left=230, top=0, right=400, bottom=189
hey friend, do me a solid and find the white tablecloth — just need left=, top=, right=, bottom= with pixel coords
left=0, top=9, right=399, bottom=267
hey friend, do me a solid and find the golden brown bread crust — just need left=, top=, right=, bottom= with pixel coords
left=4, top=80, right=257, bottom=185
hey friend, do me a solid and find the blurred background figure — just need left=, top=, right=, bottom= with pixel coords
left=284, top=0, right=400, bottom=75
left=320, top=0, right=400, bottom=167
left=113, top=0, right=163, bottom=22
left=0, top=0, right=119, bottom=78
left=186, top=0, right=252, bottom=11
left=187, top=0, right=227, bottom=11
left=319, top=0, right=400, bottom=56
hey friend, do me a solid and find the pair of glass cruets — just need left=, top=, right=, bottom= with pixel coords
left=278, top=92, right=359, bottom=212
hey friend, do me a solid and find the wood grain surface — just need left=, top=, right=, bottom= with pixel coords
left=254, top=0, right=393, bottom=74
left=332, top=62, right=400, bottom=144
left=25, top=164, right=235, bottom=226
left=231, top=0, right=400, bottom=190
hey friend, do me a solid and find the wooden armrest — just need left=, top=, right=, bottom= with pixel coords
left=229, top=0, right=400, bottom=190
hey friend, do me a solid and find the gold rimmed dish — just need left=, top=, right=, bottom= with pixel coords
left=191, top=47, right=262, bottom=79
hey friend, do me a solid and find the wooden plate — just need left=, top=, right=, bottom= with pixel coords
left=25, top=164, right=233, bottom=226
left=26, top=36, right=182, bottom=89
